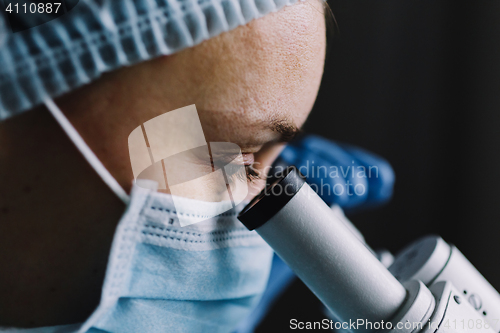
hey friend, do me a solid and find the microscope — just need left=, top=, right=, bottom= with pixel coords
left=238, top=166, right=500, bottom=332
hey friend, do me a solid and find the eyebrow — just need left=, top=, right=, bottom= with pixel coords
left=268, top=118, right=302, bottom=143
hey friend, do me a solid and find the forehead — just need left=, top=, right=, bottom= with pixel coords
left=173, top=0, right=327, bottom=129
left=126, top=0, right=326, bottom=147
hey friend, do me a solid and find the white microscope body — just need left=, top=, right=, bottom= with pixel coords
left=238, top=167, right=500, bottom=332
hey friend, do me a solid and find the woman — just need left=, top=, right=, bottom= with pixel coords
left=0, top=0, right=400, bottom=331
left=0, top=0, right=327, bottom=331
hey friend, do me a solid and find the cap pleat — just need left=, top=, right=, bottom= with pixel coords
left=0, top=0, right=307, bottom=120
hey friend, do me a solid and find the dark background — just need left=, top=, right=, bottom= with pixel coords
left=259, top=0, right=500, bottom=331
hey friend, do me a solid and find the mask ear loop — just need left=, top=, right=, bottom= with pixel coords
left=44, top=98, right=131, bottom=205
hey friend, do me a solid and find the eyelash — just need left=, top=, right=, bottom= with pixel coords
left=193, top=152, right=262, bottom=184
left=224, top=164, right=262, bottom=183
left=245, top=165, right=261, bottom=182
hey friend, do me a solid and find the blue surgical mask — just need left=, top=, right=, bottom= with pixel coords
left=79, top=185, right=274, bottom=333
left=0, top=184, right=273, bottom=333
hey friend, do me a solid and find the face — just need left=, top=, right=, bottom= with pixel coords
left=0, top=4, right=326, bottom=324
left=58, top=0, right=327, bottom=196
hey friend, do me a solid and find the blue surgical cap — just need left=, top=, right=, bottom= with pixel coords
left=0, top=0, right=301, bottom=120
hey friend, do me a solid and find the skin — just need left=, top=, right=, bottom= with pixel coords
left=0, top=0, right=326, bottom=327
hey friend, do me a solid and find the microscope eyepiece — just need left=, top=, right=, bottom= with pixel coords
left=238, top=166, right=306, bottom=230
